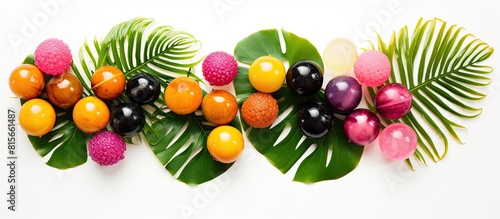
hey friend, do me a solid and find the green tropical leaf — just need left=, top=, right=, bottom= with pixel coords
left=367, top=18, right=494, bottom=167
left=234, top=29, right=363, bottom=183
left=144, top=108, right=241, bottom=185
left=24, top=17, right=229, bottom=183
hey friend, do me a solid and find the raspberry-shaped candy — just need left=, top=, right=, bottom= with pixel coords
left=34, top=38, right=72, bottom=76
left=241, top=92, right=279, bottom=129
left=354, top=50, right=391, bottom=87
left=88, top=131, right=126, bottom=166
left=202, top=51, right=238, bottom=86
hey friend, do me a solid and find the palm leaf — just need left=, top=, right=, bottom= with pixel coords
left=366, top=18, right=494, bottom=167
left=234, top=29, right=363, bottom=183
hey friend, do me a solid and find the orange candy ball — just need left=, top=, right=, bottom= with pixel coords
left=19, top=99, right=56, bottom=137
left=9, top=64, right=45, bottom=99
left=72, top=96, right=110, bottom=133
left=207, top=125, right=244, bottom=163
left=91, top=66, right=126, bottom=100
left=241, top=92, right=279, bottom=128
left=46, top=72, right=83, bottom=109
left=164, top=77, right=202, bottom=115
left=202, top=90, right=238, bottom=125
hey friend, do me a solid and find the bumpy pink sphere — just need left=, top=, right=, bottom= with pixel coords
left=202, top=51, right=238, bottom=86
left=88, top=131, right=126, bottom=166
left=34, top=38, right=72, bottom=76
left=379, top=123, right=417, bottom=160
left=375, top=83, right=412, bottom=120
left=354, top=50, right=391, bottom=87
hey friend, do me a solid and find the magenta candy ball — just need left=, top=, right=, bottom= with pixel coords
left=375, top=83, right=412, bottom=120
left=379, top=123, right=417, bottom=160
left=325, top=76, right=362, bottom=114
left=344, top=108, right=381, bottom=146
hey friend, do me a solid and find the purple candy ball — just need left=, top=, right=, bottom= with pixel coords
left=375, top=83, right=412, bottom=120
left=344, top=108, right=381, bottom=146
left=379, top=123, right=417, bottom=160
left=325, top=76, right=362, bottom=114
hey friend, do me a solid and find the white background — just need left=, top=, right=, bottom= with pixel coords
left=1, top=0, right=500, bottom=219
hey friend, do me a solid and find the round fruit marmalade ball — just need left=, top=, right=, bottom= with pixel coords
left=379, top=123, right=417, bottom=160
left=202, top=90, right=238, bottom=125
left=207, top=125, right=244, bottom=163
left=34, top=38, right=72, bottom=76
left=19, top=98, right=56, bottom=137
left=325, top=76, right=362, bottom=114
left=354, top=50, right=391, bottom=87
left=73, top=96, right=110, bottom=133
left=344, top=108, right=381, bottom=146
left=323, top=38, right=358, bottom=73
left=241, top=92, right=279, bottom=129
left=202, top=51, right=238, bottom=86
left=91, top=66, right=126, bottom=100
left=46, top=72, right=83, bottom=109
left=375, top=83, right=412, bottom=120
left=9, top=64, right=45, bottom=99
left=248, top=55, right=286, bottom=93
left=88, top=131, right=126, bottom=166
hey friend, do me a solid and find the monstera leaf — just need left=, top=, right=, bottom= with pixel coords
left=234, top=29, right=364, bottom=183
left=367, top=18, right=494, bottom=168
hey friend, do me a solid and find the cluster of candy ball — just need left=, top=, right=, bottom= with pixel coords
left=238, top=38, right=417, bottom=161
left=9, top=38, right=166, bottom=166
left=323, top=38, right=416, bottom=160
left=8, top=40, right=249, bottom=166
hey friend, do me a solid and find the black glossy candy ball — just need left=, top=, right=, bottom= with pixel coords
left=126, top=73, right=161, bottom=105
left=286, top=60, right=323, bottom=96
left=110, top=103, right=145, bottom=137
left=297, top=101, right=334, bottom=139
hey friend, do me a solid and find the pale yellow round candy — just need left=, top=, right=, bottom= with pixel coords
left=323, top=38, right=358, bottom=73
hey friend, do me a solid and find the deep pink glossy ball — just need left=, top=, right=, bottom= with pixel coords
left=379, top=123, right=417, bottom=160
left=375, top=83, right=412, bottom=120
left=344, top=108, right=381, bottom=146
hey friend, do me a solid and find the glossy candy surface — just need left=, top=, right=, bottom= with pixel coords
left=164, top=77, right=202, bottom=115
left=248, top=55, right=286, bottom=93
left=72, top=96, right=110, bottom=133
left=207, top=125, right=244, bottom=163
left=126, top=73, right=161, bottom=105
left=110, top=103, right=145, bottom=137
left=379, top=123, right=417, bottom=160
left=46, top=72, right=83, bottom=108
left=9, top=64, right=45, bottom=99
left=19, top=99, right=56, bottom=137
left=375, top=83, right=412, bottom=120
left=297, top=101, right=333, bottom=139
left=344, top=109, right=381, bottom=145
left=325, top=76, right=362, bottom=114
left=91, top=66, right=126, bottom=100
left=286, top=60, right=323, bottom=96
left=202, top=90, right=238, bottom=125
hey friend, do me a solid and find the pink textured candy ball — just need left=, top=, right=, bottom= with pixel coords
left=34, top=38, right=72, bottom=76
left=88, top=131, right=126, bottom=166
left=379, top=123, right=417, bottom=160
left=202, top=51, right=238, bottom=86
left=354, top=50, right=391, bottom=87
